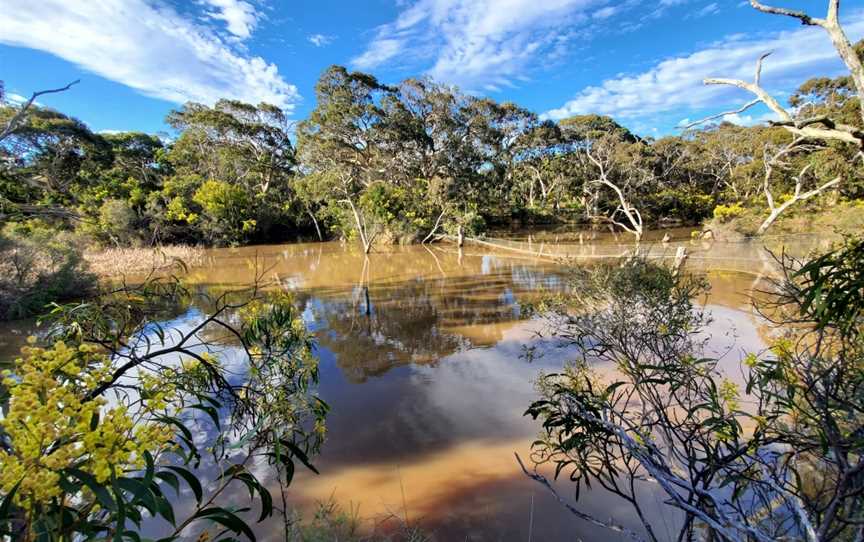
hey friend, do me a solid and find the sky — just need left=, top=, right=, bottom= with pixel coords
left=1, top=0, right=862, bottom=137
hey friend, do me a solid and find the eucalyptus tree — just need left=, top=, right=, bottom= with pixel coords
left=556, top=115, right=638, bottom=222
left=167, top=100, right=296, bottom=197
left=691, top=0, right=860, bottom=234
left=391, top=78, right=516, bottom=240
left=297, top=66, right=397, bottom=253
left=0, top=104, right=112, bottom=221
left=158, top=100, right=298, bottom=244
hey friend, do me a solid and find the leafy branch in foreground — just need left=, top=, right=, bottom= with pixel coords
left=0, top=266, right=327, bottom=541
left=523, top=239, right=864, bottom=542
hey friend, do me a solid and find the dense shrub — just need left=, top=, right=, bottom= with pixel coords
left=712, top=202, right=745, bottom=223
left=0, top=225, right=95, bottom=320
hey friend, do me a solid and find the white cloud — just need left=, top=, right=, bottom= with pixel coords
left=694, top=2, right=720, bottom=18
left=0, top=0, right=300, bottom=111
left=720, top=111, right=778, bottom=127
left=593, top=6, right=619, bottom=19
left=307, top=33, right=334, bottom=47
left=203, top=0, right=260, bottom=40
left=351, top=0, right=634, bottom=90
left=544, top=13, right=864, bottom=123
left=5, top=93, right=29, bottom=105
left=353, top=38, right=405, bottom=69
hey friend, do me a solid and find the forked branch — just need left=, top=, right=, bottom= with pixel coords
left=0, top=80, right=80, bottom=142
left=692, top=1, right=864, bottom=137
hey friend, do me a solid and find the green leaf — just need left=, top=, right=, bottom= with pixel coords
left=0, top=480, right=21, bottom=536
left=155, top=471, right=180, bottom=496
left=166, top=466, right=203, bottom=504
left=191, top=404, right=221, bottom=430
left=279, top=439, right=319, bottom=475
left=67, top=469, right=116, bottom=510
left=193, top=507, right=256, bottom=542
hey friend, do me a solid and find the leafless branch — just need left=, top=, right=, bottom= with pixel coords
left=515, top=453, right=649, bottom=542
left=0, top=80, right=80, bottom=142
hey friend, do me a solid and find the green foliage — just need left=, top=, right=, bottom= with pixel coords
left=787, top=235, right=864, bottom=337
left=525, top=241, right=864, bottom=541
left=0, top=272, right=327, bottom=541
left=192, top=179, right=253, bottom=244
left=0, top=223, right=95, bottom=320
left=649, top=188, right=714, bottom=222
left=3, top=49, right=861, bottom=247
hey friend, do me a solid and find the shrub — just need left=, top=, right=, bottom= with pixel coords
left=0, top=277, right=327, bottom=541
left=650, top=189, right=715, bottom=222
left=524, top=240, right=864, bottom=542
left=0, top=225, right=96, bottom=320
left=711, top=201, right=745, bottom=223
left=192, top=179, right=253, bottom=245
left=78, top=198, right=142, bottom=247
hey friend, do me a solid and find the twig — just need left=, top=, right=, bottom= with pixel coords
left=0, top=80, right=80, bottom=142
left=515, top=453, right=648, bottom=542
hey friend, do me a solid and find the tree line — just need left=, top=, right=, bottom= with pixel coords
left=1, top=42, right=861, bottom=251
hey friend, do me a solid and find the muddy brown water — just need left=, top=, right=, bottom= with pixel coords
left=0, top=230, right=837, bottom=541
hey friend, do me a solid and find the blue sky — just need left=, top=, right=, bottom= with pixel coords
left=1, top=0, right=862, bottom=137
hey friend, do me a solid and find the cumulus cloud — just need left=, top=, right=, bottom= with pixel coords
left=544, top=13, right=864, bottom=123
left=203, top=0, right=260, bottom=40
left=0, top=0, right=300, bottom=111
left=351, top=0, right=639, bottom=90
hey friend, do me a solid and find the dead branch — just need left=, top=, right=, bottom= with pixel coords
left=515, top=453, right=649, bottom=542
left=692, top=1, right=864, bottom=139
left=756, top=141, right=842, bottom=234
left=0, top=80, right=80, bottom=143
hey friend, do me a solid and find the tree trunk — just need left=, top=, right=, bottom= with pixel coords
left=756, top=208, right=784, bottom=236
left=346, top=196, right=375, bottom=253
left=422, top=208, right=447, bottom=244
left=307, top=208, right=323, bottom=242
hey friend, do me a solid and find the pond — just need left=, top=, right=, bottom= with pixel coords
left=0, top=230, right=836, bottom=541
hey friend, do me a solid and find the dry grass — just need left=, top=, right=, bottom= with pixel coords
left=84, top=245, right=205, bottom=278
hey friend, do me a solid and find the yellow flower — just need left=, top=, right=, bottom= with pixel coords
left=0, top=339, right=174, bottom=506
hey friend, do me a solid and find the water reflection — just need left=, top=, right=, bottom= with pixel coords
left=1, top=233, right=805, bottom=540
left=167, top=238, right=781, bottom=540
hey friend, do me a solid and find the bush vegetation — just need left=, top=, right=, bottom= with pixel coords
left=0, top=273, right=327, bottom=541
left=1, top=36, right=861, bottom=255
left=0, top=224, right=95, bottom=319
left=523, top=236, right=864, bottom=542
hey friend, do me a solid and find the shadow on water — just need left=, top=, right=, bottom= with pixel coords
left=1, top=235, right=803, bottom=540
left=158, top=238, right=781, bottom=540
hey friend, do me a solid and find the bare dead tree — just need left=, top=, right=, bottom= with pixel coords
left=749, top=0, right=864, bottom=124
left=0, top=80, right=79, bottom=143
left=586, top=146, right=645, bottom=242
left=756, top=139, right=842, bottom=234
left=685, top=1, right=861, bottom=234
left=688, top=1, right=864, bottom=148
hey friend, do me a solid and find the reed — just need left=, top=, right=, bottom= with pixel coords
left=84, top=245, right=205, bottom=277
